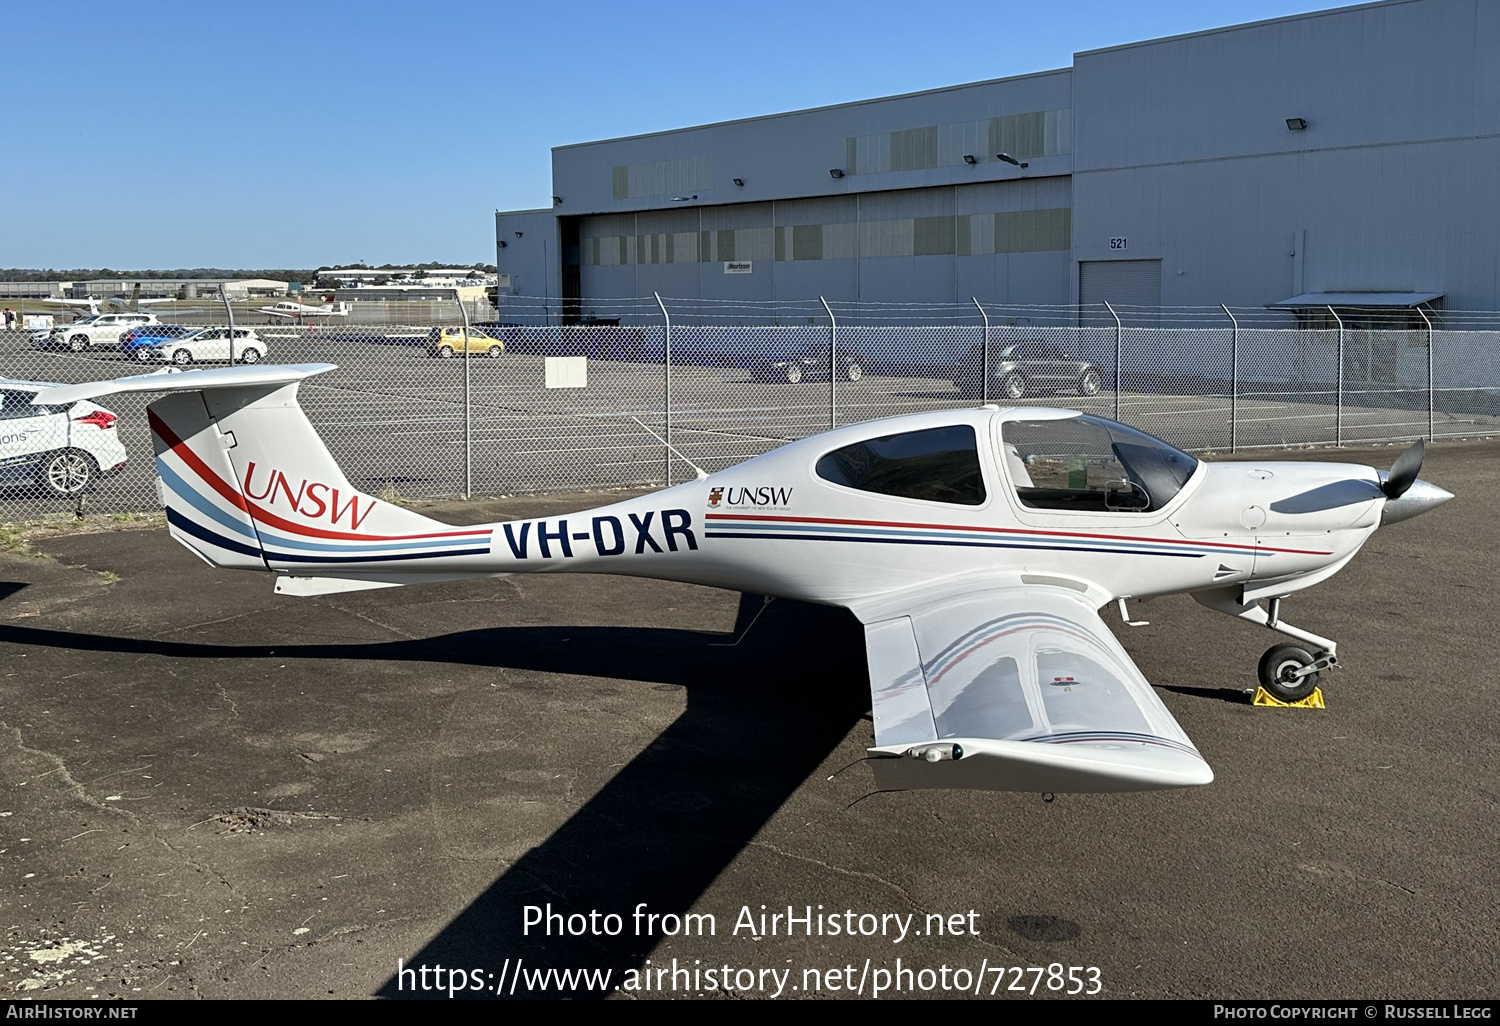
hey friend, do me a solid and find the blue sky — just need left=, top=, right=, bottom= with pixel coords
left=3, top=0, right=1340, bottom=269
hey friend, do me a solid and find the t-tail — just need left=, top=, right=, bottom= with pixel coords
left=33, top=365, right=501, bottom=594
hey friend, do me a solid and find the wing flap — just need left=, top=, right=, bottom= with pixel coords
left=865, top=617, right=937, bottom=747
left=856, top=582, right=1212, bottom=793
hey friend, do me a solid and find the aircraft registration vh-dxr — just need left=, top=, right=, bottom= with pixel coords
left=34, top=365, right=1453, bottom=796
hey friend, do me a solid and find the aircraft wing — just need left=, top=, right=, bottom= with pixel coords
left=852, top=580, right=1212, bottom=793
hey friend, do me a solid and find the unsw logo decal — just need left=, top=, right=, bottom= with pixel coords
left=242, top=462, right=377, bottom=530
left=707, top=485, right=793, bottom=509
left=502, top=509, right=698, bottom=560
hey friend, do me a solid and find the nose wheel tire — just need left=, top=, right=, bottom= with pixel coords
left=1257, top=644, right=1321, bottom=703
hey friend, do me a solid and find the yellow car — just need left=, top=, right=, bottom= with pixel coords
left=426, top=326, right=506, bottom=358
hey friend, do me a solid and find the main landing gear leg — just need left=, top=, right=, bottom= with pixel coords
left=1192, top=590, right=1338, bottom=703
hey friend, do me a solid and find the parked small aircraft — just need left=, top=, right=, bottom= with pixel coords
left=259, top=300, right=350, bottom=321
left=35, top=283, right=176, bottom=316
left=34, top=364, right=1453, bottom=794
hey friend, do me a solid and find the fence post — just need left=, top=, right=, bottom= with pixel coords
left=1416, top=304, right=1434, bottom=441
left=1328, top=305, right=1344, bottom=446
left=820, top=296, right=837, bottom=430
left=218, top=285, right=236, bottom=365
left=458, top=297, right=472, bottom=498
left=1104, top=301, right=1122, bottom=422
left=971, top=297, right=990, bottom=404
left=1221, top=304, right=1238, bottom=453
left=654, top=292, right=672, bottom=486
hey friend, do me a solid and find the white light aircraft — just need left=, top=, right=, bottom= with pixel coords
left=33, top=364, right=1453, bottom=795
left=36, top=283, right=176, bottom=316
left=259, top=300, right=350, bottom=321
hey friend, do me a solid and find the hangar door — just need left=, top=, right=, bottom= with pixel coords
left=1079, top=259, right=1161, bottom=326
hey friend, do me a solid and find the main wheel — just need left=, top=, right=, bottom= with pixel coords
left=1257, top=644, right=1320, bottom=703
left=37, top=449, right=95, bottom=498
left=1000, top=372, right=1026, bottom=400
left=1078, top=367, right=1102, bottom=396
left=784, top=364, right=804, bottom=383
left=69, top=335, right=88, bottom=352
left=239, top=347, right=261, bottom=364
left=171, top=348, right=193, bottom=365
left=844, top=361, right=864, bottom=382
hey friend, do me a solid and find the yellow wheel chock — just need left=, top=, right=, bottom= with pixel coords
left=1252, top=686, right=1326, bottom=708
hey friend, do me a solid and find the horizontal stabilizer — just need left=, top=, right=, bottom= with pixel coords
left=32, top=364, right=338, bottom=407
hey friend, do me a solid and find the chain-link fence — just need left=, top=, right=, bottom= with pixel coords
left=2, top=297, right=1498, bottom=523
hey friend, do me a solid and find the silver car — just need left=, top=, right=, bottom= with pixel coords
left=951, top=341, right=1103, bottom=401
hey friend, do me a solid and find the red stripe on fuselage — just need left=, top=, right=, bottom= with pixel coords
left=148, top=409, right=248, bottom=512
left=149, top=411, right=491, bottom=542
left=704, top=512, right=1331, bottom=557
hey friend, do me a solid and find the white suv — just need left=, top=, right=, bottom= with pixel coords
left=0, top=380, right=130, bottom=498
left=42, top=313, right=159, bottom=352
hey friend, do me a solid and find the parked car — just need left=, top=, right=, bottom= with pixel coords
left=139, top=327, right=266, bottom=365
left=121, top=323, right=196, bottom=361
left=950, top=341, right=1103, bottom=400
left=0, top=379, right=129, bottom=498
left=38, top=313, right=159, bottom=352
left=748, top=344, right=869, bottom=384
left=426, top=326, right=506, bottom=358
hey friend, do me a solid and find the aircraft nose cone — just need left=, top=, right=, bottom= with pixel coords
left=1380, top=479, right=1454, bottom=525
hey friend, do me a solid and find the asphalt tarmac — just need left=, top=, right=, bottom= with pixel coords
left=0, top=441, right=1495, bottom=1000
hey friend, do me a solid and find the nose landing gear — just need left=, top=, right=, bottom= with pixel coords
left=1194, top=589, right=1340, bottom=701
left=1257, top=644, right=1336, bottom=703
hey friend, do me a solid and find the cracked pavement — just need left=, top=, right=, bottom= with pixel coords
left=0, top=453, right=1497, bottom=1000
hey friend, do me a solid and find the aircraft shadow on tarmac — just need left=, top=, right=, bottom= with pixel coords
left=1160, top=683, right=1255, bottom=705
left=0, top=592, right=873, bottom=1000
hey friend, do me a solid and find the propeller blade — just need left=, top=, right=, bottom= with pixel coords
left=1382, top=440, right=1425, bottom=499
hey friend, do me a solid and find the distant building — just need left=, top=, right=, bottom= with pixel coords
left=321, top=268, right=489, bottom=284
left=496, top=0, right=1498, bottom=325
left=0, top=279, right=289, bottom=300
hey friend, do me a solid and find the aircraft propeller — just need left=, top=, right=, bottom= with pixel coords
left=1380, top=439, right=1424, bottom=499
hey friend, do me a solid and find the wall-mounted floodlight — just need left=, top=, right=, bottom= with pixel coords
left=963, top=154, right=977, bottom=165
left=829, top=168, right=846, bottom=179
left=552, top=195, right=562, bottom=204
left=732, top=177, right=744, bottom=187
left=497, top=240, right=507, bottom=248
left=996, top=153, right=1028, bottom=168
left=1286, top=117, right=1308, bottom=130
left=514, top=232, right=523, bottom=238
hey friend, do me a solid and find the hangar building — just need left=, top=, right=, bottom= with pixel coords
left=495, top=0, right=1500, bottom=325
